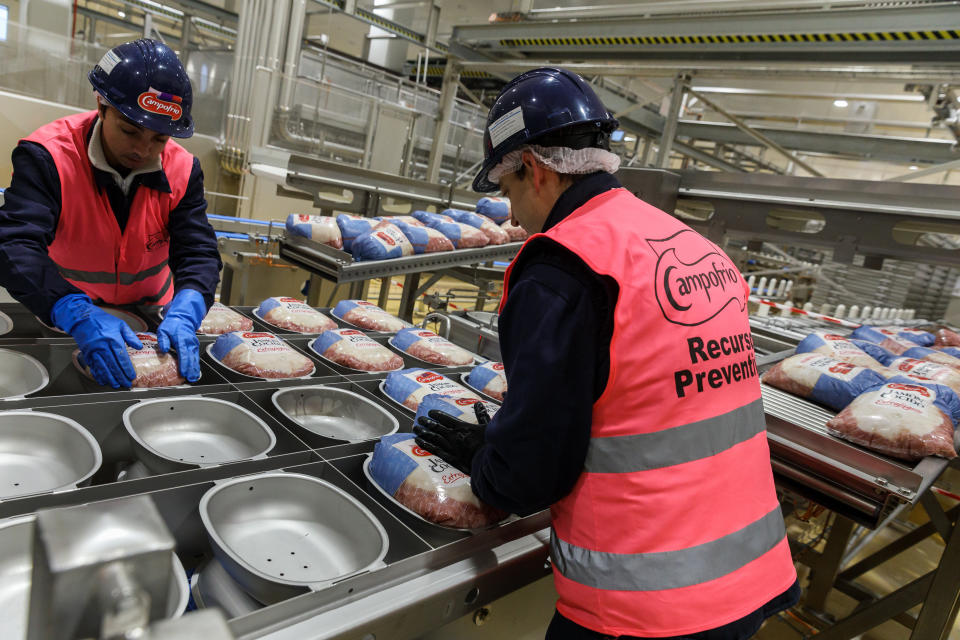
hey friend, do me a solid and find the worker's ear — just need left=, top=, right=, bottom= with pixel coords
left=96, top=97, right=108, bottom=121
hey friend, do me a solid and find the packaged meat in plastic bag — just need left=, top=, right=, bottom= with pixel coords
left=413, top=393, right=499, bottom=428
left=368, top=433, right=507, bottom=529
left=384, top=218, right=454, bottom=254
left=352, top=221, right=416, bottom=261
left=75, top=332, right=185, bottom=388
left=310, top=329, right=403, bottom=372
left=331, top=300, right=410, bottom=333
left=475, top=196, right=511, bottom=224
left=465, top=361, right=507, bottom=401
left=444, top=209, right=509, bottom=245
left=884, top=357, right=960, bottom=392
left=760, top=353, right=885, bottom=411
left=889, top=346, right=960, bottom=372
left=826, top=377, right=960, bottom=460
left=255, top=297, right=337, bottom=334
left=935, top=328, right=960, bottom=347
left=209, top=331, right=315, bottom=379
left=412, top=210, right=489, bottom=249
left=851, top=325, right=935, bottom=354
left=795, top=331, right=890, bottom=374
left=501, top=219, right=528, bottom=242
left=390, top=327, right=475, bottom=366
left=939, top=346, right=960, bottom=360
left=336, top=214, right=376, bottom=251
left=383, top=368, right=480, bottom=411
left=285, top=214, right=343, bottom=249
left=197, top=302, right=253, bottom=335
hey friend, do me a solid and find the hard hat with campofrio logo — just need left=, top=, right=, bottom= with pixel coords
left=88, top=39, right=194, bottom=138
left=473, top=67, right=619, bottom=193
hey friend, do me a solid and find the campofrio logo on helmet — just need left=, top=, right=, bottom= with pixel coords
left=137, top=87, right=183, bottom=121
left=649, top=229, right=746, bottom=327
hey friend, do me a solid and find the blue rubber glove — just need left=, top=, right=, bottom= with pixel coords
left=156, top=289, right=206, bottom=382
left=51, top=294, right=143, bottom=389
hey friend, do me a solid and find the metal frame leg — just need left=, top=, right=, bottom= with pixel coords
left=804, top=515, right=856, bottom=611
left=398, top=272, right=421, bottom=322
left=377, top=277, right=391, bottom=309
left=911, top=500, right=960, bottom=640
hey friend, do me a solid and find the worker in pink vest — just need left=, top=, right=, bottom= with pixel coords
left=415, top=68, right=799, bottom=639
left=0, top=40, right=221, bottom=388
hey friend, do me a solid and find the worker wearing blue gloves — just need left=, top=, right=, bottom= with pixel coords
left=0, top=39, right=221, bottom=388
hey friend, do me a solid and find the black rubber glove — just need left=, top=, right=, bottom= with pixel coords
left=413, top=402, right=490, bottom=475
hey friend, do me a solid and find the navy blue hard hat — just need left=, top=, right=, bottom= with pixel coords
left=89, top=39, right=194, bottom=138
left=473, top=67, right=619, bottom=193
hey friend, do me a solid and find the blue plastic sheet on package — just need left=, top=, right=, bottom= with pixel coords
left=852, top=325, right=935, bottom=347
left=892, top=345, right=960, bottom=368
left=443, top=208, right=486, bottom=229
left=336, top=214, right=376, bottom=251
left=940, top=347, right=960, bottom=360
left=368, top=433, right=420, bottom=495
left=390, top=219, right=440, bottom=254
left=467, top=362, right=504, bottom=393
left=310, top=329, right=344, bottom=355
left=383, top=368, right=433, bottom=405
left=475, top=197, right=510, bottom=224
left=209, top=332, right=245, bottom=361
left=850, top=339, right=895, bottom=364
left=392, top=327, right=431, bottom=352
left=351, top=223, right=410, bottom=261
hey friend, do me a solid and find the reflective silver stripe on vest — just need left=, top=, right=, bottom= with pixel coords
left=551, top=506, right=786, bottom=592
left=58, top=259, right=169, bottom=286
left=132, top=270, right=174, bottom=304
left=584, top=398, right=765, bottom=473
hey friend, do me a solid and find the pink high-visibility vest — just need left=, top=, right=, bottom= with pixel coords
left=500, top=188, right=796, bottom=637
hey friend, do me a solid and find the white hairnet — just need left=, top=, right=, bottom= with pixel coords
left=488, top=144, right=621, bottom=185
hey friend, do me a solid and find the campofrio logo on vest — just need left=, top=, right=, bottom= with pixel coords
left=649, top=229, right=746, bottom=326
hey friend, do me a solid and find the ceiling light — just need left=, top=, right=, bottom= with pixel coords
left=833, top=99, right=849, bottom=108
left=909, top=165, right=919, bottom=171
left=117, top=10, right=126, bottom=17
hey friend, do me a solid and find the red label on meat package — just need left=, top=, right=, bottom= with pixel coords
left=455, top=398, right=478, bottom=406
left=242, top=332, right=273, bottom=339
left=887, top=382, right=929, bottom=395
left=376, top=232, right=396, bottom=246
left=493, top=363, right=504, bottom=370
left=824, top=334, right=846, bottom=341
left=417, top=331, right=436, bottom=338
left=416, top=372, right=442, bottom=383
left=341, top=329, right=363, bottom=335
left=411, top=445, right=432, bottom=457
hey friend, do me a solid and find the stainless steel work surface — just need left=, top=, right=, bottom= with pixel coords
left=271, top=386, right=399, bottom=442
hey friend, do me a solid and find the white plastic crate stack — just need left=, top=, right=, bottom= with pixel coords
left=809, top=252, right=913, bottom=315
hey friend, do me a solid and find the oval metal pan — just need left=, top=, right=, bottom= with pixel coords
left=199, top=472, right=389, bottom=605
left=0, top=350, right=49, bottom=400
left=0, top=412, right=101, bottom=499
left=271, top=386, right=399, bottom=442
left=252, top=307, right=336, bottom=335
left=0, top=310, right=13, bottom=337
left=307, top=337, right=404, bottom=374
left=123, top=396, right=276, bottom=474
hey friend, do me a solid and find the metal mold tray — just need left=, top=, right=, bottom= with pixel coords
left=123, top=396, right=277, bottom=475
left=191, top=556, right=263, bottom=618
left=0, top=515, right=189, bottom=639
left=761, top=383, right=948, bottom=527
left=0, top=411, right=102, bottom=499
left=0, top=349, right=49, bottom=400
left=271, top=386, right=399, bottom=443
left=199, top=472, right=390, bottom=604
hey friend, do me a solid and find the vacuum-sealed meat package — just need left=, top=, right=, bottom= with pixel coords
left=412, top=211, right=489, bottom=249
left=209, top=331, right=314, bottom=379
left=368, top=433, right=507, bottom=529
left=310, top=329, right=403, bottom=372
left=384, top=218, right=454, bottom=254
left=501, top=219, right=528, bottom=242
left=475, top=196, right=511, bottom=224
left=826, top=377, right=960, bottom=460
left=285, top=214, right=343, bottom=249
left=760, top=353, right=885, bottom=411
left=413, top=393, right=499, bottom=427
left=255, top=297, right=336, bottom=333
left=884, top=357, right=960, bottom=392
left=465, top=361, right=507, bottom=401
left=198, top=302, right=253, bottom=335
left=795, top=331, right=890, bottom=374
left=75, top=332, right=185, bottom=388
left=884, top=346, right=960, bottom=372
left=444, top=209, right=509, bottom=245
left=336, top=214, right=376, bottom=252
left=851, top=325, right=934, bottom=355
left=383, top=368, right=480, bottom=411
left=352, top=222, right=416, bottom=261
left=935, top=328, right=960, bottom=348
left=331, top=300, right=410, bottom=333
left=390, top=327, right=475, bottom=366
